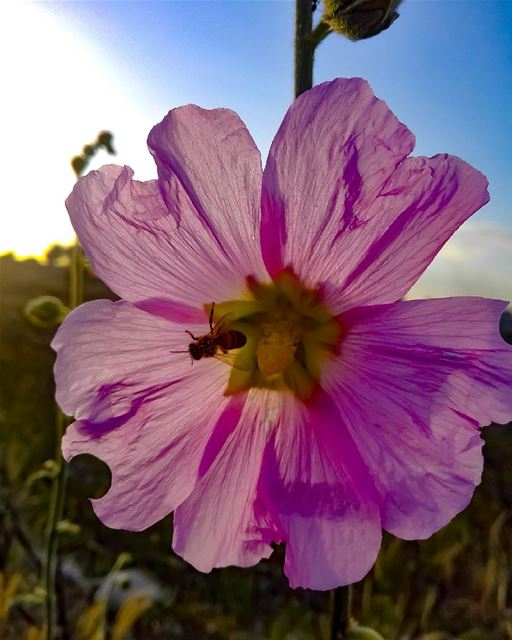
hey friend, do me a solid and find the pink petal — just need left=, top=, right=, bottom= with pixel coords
left=326, top=297, right=512, bottom=539
left=172, top=390, right=275, bottom=572
left=148, top=104, right=268, bottom=272
left=68, top=106, right=269, bottom=311
left=331, top=155, right=490, bottom=312
left=259, top=390, right=381, bottom=590
left=53, top=300, right=237, bottom=530
left=260, top=78, right=488, bottom=310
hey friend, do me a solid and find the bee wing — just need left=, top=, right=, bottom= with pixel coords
left=213, top=350, right=251, bottom=372
left=211, top=312, right=236, bottom=335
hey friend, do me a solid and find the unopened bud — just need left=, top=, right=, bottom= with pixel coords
left=322, top=0, right=402, bottom=41
left=24, top=295, right=69, bottom=328
left=56, top=519, right=81, bottom=535
left=96, top=130, right=115, bottom=154
left=71, top=155, right=86, bottom=177
left=82, top=144, right=94, bottom=156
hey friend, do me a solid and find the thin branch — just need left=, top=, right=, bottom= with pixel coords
left=311, top=20, right=333, bottom=48
left=295, top=0, right=314, bottom=97
left=330, top=585, right=352, bottom=640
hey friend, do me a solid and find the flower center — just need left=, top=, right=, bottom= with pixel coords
left=211, top=271, right=342, bottom=400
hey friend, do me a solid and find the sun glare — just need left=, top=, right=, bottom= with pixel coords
left=0, top=3, right=155, bottom=259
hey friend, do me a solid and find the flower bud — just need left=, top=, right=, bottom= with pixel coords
left=96, top=130, right=115, bottom=154
left=24, top=295, right=69, bottom=328
left=71, top=155, right=86, bottom=177
left=82, top=144, right=94, bottom=156
left=56, top=519, right=81, bottom=535
left=322, top=0, right=402, bottom=41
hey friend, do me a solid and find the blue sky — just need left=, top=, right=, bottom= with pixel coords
left=2, top=0, right=511, bottom=299
left=50, top=0, right=512, bottom=223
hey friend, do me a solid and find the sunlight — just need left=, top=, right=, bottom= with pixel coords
left=0, top=3, right=156, bottom=258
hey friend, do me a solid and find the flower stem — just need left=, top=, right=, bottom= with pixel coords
left=294, top=1, right=333, bottom=98
left=330, top=585, right=352, bottom=640
left=43, top=241, right=83, bottom=640
left=43, top=409, right=68, bottom=640
left=310, top=20, right=333, bottom=48
left=69, top=241, right=84, bottom=310
left=294, top=0, right=313, bottom=97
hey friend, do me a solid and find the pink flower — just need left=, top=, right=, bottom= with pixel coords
left=53, top=78, right=512, bottom=590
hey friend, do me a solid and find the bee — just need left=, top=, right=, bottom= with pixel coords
left=172, top=303, right=247, bottom=367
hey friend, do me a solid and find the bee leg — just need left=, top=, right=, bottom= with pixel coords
left=185, top=330, right=197, bottom=340
left=209, top=302, right=215, bottom=331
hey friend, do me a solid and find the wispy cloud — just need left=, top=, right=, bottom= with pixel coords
left=409, top=223, right=512, bottom=302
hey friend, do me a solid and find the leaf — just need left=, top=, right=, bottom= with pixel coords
left=111, top=595, right=152, bottom=640
left=77, top=601, right=105, bottom=640
left=24, top=627, right=44, bottom=640
left=25, top=460, right=60, bottom=487
left=347, top=625, right=385, bottom=640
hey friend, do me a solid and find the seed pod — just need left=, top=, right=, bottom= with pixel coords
left=24, top=295, right=69, bottom=328
left=96, top=130, right=115, bottom=154
left=323, top=0, right=402, bottom=41
left=71, top=155, right=86, bottom=177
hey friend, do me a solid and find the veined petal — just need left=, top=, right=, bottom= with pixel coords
left=148, top=104, right=268, bottom=278
left=326, top=297, right=512, bottom=539
left=261, top=78, right=413, bottom=280
left=53, top=300, right=235, bottom=530
left=172, top=389, right=275, bottom=572
left=260, top=78, right=488, bottom=310
left=259, top=390, right=381, bottom=590
left=329, top=155, right=489, bottom=312
left=68, top=105, right=269, bottom=313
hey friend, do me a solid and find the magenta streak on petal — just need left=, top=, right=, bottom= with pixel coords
left=147, top=105, right=269, bottom=288
left=260, top=78, right=416, bottom=290
left=151, top=148, right=231, bottom=259
left=323, top=139, right=364, bottom=250
left=256, top=389, right=381, bottom=590
left=135, top=298, right=207, bottom=324
left=198, top=393, right=247, bottom=478
left=339, top=160, right=456, bottom=292
left=324, top=297, right=512, bottom=540
left=77, top=379, right=183, bottom=440
left=173, top=390, right=274, bottom=572
left=260, top=156, right=286, bottom=277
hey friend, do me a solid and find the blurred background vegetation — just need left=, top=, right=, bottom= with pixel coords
left=1, top=249, right=511, bottom=640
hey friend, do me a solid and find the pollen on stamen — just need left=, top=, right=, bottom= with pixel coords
left=210, top=271, right=342, bottom=400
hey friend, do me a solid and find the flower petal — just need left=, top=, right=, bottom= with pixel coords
left=330, top=155, right=490, bottom=312
left=326, top=297, right=512, bottom=539
left=172, top=389, right=275, bottom=572
left=148, top=104, right=268, bottom=273
left=260, top=78, right=488, bottom=310
left=68, top=106, right=268, bottom=311
left=259, top=390, right=381, bottom=590
left=53, top=300, right=236, bottom=530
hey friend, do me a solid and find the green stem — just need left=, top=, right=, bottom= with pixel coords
left=330, top=585, right=352, bottom=640
left=310, top=20, right=333, bottom=48
left=295, top=2, right=333, bottom=98
left=43, top=238, right=83, bottom=640
left=70, top=241, right=84, bottom=310
left=294, top=0, right=314, bottom=97
left=98, top=553, right=132, bottom=640
left=43, top=409, right=68, bottom=640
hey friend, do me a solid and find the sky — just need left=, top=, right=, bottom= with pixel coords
left=1, top=0, right=511, bottom=300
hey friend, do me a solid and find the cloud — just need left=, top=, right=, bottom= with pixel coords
left=409, top=223, right=512, bottom=302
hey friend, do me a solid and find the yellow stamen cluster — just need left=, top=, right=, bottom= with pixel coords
left=212, top=271, right=342, bottom=400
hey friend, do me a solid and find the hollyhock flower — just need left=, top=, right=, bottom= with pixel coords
left=53, top=78, right=512, bottom=590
